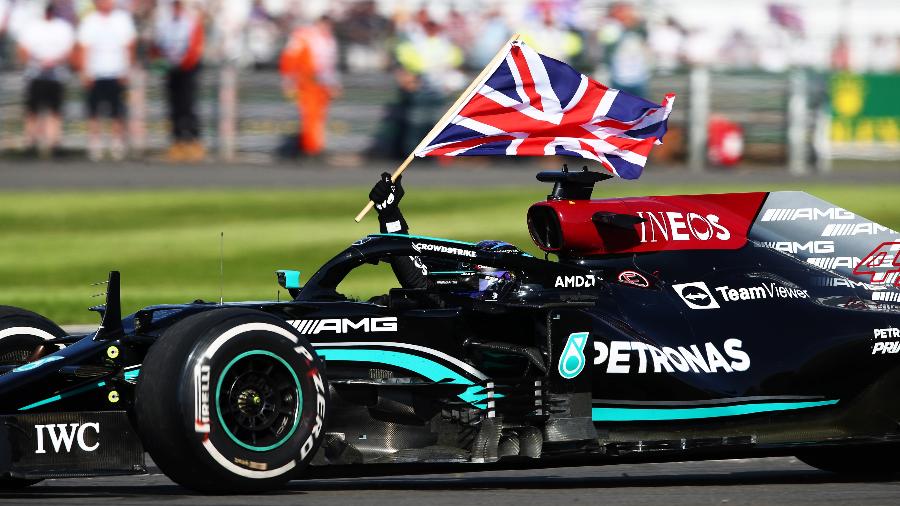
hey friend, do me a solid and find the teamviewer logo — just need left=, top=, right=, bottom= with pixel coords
left=672, top=282, right=720, bottom=309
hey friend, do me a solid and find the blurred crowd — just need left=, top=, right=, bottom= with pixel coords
left=0, top=0, right=899, bottom=162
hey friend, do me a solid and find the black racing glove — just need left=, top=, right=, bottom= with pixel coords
left=369, top=172, right=408, bottom=234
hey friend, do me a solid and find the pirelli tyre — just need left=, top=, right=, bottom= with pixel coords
left=0, top=306, right=66, bottom=372
left=135, top=308, right=328, bottom=493
left=0, top=306, right=67, bottom=488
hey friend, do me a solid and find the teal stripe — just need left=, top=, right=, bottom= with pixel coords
left=18, top=381, right=108, bottom=411
left=317, top=348, right=487, bottom=404
left=123, top=369, right=140, bottom=381
left=371, top=233, right=477, bottom=246
left=591, top=399, right=839, bottom=422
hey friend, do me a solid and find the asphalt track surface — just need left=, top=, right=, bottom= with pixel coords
left=1, top=159, right=900, bottom=190
left=6, top=162, right=900, bottom=504
left=2, top=457, right=899, bottom=505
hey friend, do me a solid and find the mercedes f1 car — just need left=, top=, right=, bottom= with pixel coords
left=2, top=169, right=900, bottom=493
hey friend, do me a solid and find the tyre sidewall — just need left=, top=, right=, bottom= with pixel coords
left=161, top=311, right=327, bottom=485
left=0, top=307, right=66, bottom=366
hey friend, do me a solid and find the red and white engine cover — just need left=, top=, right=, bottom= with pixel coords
left=527, top=192, right=767, bottom=256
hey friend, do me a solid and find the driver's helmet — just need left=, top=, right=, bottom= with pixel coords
left=471, top=240, right=520, bottom=300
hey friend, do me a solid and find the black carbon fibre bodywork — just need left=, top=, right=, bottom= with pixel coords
left=2, top=188, right=900, bottom=480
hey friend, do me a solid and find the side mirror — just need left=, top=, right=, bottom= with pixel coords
left=276, top=270, right=302, bottom=290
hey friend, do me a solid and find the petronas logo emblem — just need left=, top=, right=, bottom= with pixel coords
left=558, top=332, right=589, bottom=379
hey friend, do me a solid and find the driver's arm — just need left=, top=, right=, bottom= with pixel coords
left=369, top=173, right=431, bottom=290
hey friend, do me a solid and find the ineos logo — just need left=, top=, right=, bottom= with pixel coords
left=672, top=282, right=720, bottom=310
left=34, top=423, right=100, bottom=453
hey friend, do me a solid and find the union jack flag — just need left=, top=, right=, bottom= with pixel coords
left=414, top=41, right=675, bottom=179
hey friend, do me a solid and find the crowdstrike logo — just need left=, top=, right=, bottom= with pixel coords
left=411, top=242, right=476, bottom=258
left=672, top=282, right=719, bottom=309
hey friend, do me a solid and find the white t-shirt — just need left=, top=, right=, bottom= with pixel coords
left=19, top=17, right=76, bottom=79
left=77, top=9, right=136, bottom=79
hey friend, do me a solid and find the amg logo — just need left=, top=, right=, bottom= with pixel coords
left=873, top=291, right=900, bottom=302
left=761, top=241, right=834, bottom=254
left=412, top=242, right=476, bottom=258
left=555, top=275, right=597, bottom=288
left=287, top=317, right=398, bottom=334
left=715, top=283, right=809, bottom=301
left=822, top=223, right=897, bottom=237
left=35, top=423, right=100, bottom=454
left=806, top=257, right=863, bottom=270
left=813, top=277, right=881, bottom=290
left=636, top=212, right=730, bottom=243
left=760, top=207, right=855, bottom=222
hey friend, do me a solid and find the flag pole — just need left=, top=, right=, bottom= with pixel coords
left=354, top=33, right=521, bottom=223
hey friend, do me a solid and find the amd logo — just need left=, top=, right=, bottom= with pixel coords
left=761, top=241, right=835, bottom=254
left=287, top=317, right=398, bottom=335
left=636, top=212, right=731, bottom=243
left=35, top=423, right=100, bottom=454
left=555, top=275, right=597, bottom=288
left=761, top=207, right=855, bottom=222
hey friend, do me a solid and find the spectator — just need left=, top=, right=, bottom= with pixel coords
left=334, top=0, right=391, bottom=73
left=867, top=35, right=900, bottom=73
left=374, top=18, right=463, bottom=159
left=154, top=0, right=205, bottom=162
left=279, top=15, right=340, bottom=158
left=76, top=0, right=136, bottom=161
left=648, top=17, right=685, bottom=74
left=719, top=29, right=756, bottom=70
left=598, top=2, right=650, bottom=98
left=521, top=5, right=582, bottom=62
left=469, top=7, right=510, bottom=69
left=17, top=3, right=76, bottom=158
left=444, top=8, right=472, bottom=56
left=830, top=34, right=851, bottom=71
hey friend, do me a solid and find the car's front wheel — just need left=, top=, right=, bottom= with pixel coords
left=0, top=306, right=67, bottom=490
left=135, top=308, right=328, bottom=493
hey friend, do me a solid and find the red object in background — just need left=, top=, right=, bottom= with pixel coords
left=707, top=116, right=744, bottom=166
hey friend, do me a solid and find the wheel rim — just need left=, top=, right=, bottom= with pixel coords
left=215, top=350, right=302, bottom=452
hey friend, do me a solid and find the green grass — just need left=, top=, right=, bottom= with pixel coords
left=2, top=182, right=900, bottom=324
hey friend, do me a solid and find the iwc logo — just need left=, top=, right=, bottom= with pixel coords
left=558, top=332, right=589, bottom=379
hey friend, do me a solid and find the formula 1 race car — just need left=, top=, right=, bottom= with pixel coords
left=2, top=169, right=900, bottom=493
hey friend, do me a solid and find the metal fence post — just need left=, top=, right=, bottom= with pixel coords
left=813, top=105, right=832, bottom=173
left=218, top=64, right=237, bottom=161
left=787, top=68, right=809, bottom=175
left=688, top=66, right=709, bottom=173
left=128, top=67, right=147, bottom=157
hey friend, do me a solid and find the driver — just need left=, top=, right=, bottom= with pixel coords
left=368, top=173, right=519, bottom=300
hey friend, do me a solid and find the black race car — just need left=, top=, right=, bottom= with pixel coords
left=2, top=169, right=900, bottom=493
